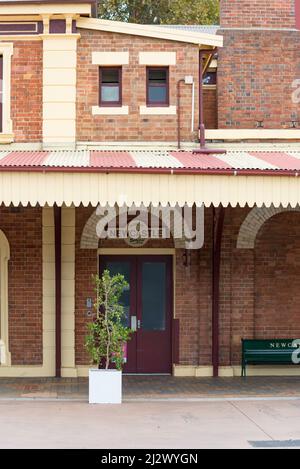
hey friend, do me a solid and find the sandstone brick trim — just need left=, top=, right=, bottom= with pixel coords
left=237, top=205, right=300, bottom=249
left=80, top=210, right=99, bottom=249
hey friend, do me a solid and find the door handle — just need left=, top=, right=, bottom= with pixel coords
left=137, top=320, right=141, bottom=329
left=131, top=316, right=137, bottom=331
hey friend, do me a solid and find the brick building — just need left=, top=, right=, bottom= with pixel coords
left=0, top=0, right=300, bottom=378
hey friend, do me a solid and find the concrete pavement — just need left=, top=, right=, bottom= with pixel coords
left=1, top=399, right=300, bottom=448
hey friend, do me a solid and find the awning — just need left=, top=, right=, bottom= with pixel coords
left=1, top=149, right=300, bottom=207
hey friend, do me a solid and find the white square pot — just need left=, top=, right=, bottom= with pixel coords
left=89, top=369, right=122, bottom=404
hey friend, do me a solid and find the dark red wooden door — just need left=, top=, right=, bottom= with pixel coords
left=100, top=255, right=172, bottom=374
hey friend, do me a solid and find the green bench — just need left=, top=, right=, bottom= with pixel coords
left=241, top=339, right=300, bottom=377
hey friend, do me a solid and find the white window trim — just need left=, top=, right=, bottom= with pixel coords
left=0, top=229, right=11, bottom=366
left=92, top=105, right=129, bottom=116
left=140, top=105, right=176, bottom=115
left=139, top=51, right=176, bottom=66
left=0, top=43, right=13, bottom=136
left=92, top=51, right=129, bottom=65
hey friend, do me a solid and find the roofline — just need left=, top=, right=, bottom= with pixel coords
left=76, top=17, right=223, bottom=47
left=0, top=1, right=93, bottom=16
left=0, top=166, right=297, bottom=177
left=0, top=1, right=95, bottom=4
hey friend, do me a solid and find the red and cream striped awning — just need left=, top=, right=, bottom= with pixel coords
left=1, top=149, right=300, bottom=207
left=1, top=150, right=300, bottom=174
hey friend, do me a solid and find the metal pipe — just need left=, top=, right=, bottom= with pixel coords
left=212, top=206, right=225, bottom=378
left=54, top=205, right=62, bottom=378
left=191, top=81, right=195, bottom=133
left=177, top=79, right=185, bottom=149
left=199, top=49, right=205, bottom=148
left=0, top=166, right=298, bottom=177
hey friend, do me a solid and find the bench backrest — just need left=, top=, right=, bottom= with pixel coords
left=242, top=339, right=299, bottom=363
left=242, top=339, right=297, bottom=351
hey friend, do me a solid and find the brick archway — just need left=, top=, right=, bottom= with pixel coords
left=237, top=206, right=300, bottom=249
left=80, top=210, right=99, bottom=249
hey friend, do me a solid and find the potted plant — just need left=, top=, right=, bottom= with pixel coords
left=85, top=270, right=132, bottom=404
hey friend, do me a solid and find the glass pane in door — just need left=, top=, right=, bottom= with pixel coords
left=141, top=262, right=166, bottom=331
left=106, top=261, right=131, bottom=327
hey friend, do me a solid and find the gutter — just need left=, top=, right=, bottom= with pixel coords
left=0, top=166, right=299, bottom=177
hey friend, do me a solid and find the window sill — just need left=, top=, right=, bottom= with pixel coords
left=92, top=106, right=129, bottom=116
left=140, top=105, right=176, bottom=116
left=0, top=133, right=14, bottom=144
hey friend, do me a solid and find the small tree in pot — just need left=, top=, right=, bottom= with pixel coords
left=85, top=270, right=132, bottom=403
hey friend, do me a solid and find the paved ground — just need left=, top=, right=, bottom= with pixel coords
left=1, top=399, right=300, bottom=448
left=1, top=375, right=300, bottom=400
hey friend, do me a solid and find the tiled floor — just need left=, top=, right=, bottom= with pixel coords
left=0, top=375, right=300, bottom=400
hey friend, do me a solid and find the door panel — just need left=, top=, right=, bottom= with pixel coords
left=141, top=262, right=166, bottom=331
left=100, top=256, right=137, bottom=373
left=137, top=257, right=172, bottom=373
left=99, top=255, right=172, bottom=374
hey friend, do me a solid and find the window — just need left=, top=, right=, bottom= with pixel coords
left=99, top=67, right=122, bottom=106
left=0, top=43, right=13, bottom=139
left=146, top=67, right=169, bottom=106
left=203, top=71, right=217, bottom=86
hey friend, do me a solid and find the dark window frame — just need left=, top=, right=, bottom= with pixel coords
left=203, top=70, right=217, bottom=86
left=99, top=66, right=122, bottom=107
left=146, top=66, right=169, bottom=107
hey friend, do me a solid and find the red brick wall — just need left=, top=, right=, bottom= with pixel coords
left=74, top=206, right=300, bottom=370
left=76, top=29, right=199, bottom=143
left=217, top=30, right=300, bottom=129
left=75, top=206, right=96, bottom=365
left=220, top=0, right=296, bottom=28
left=191, top=207, right=300, bottom=368
left=220, top=209, right=300, bottom=366
left=74, top=206, right=212, bottom=368
left=0, top=206, right=43, bottom=365
left=296, top=0, right=300, bottom=28
left=254, top=212, right=300, bottom=339
left=75, top=206, right=176, bottom=365
left=10, top=41, right=43, bottom=142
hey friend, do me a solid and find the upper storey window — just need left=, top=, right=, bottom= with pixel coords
left=0, top=43, right=13, bottom=140
left=146, top=67, right=169, bottom=106
left=99, top=67, right=122, bottom=106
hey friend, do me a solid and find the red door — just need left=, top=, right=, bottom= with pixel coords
left=100, top=255, right=172, bottom=374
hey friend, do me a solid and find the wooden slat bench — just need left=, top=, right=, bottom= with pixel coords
left=241, top=339, right=300, bottom=377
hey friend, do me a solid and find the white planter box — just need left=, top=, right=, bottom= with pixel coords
left=89, top=369, right=122, bottom=404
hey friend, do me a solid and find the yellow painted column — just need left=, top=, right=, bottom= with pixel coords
left=42, top=34, right=80, bottom=147
left=0, top=230, right=11, bottom=366
left=61, top=206, right=77, bottom=377
left=42, top=206, right=56, bottom=376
